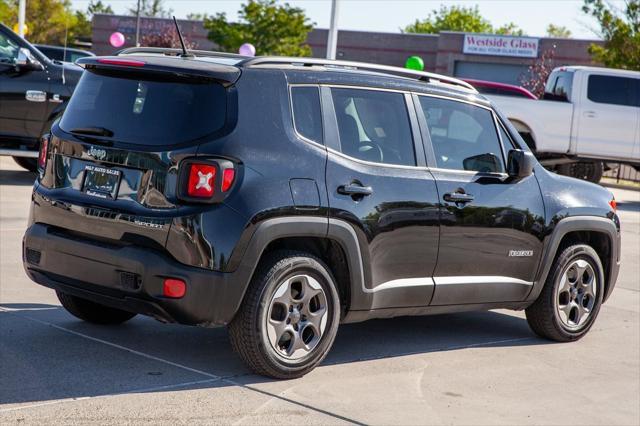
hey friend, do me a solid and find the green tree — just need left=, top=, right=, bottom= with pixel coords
left=583, top=0, right=640, bottom=70
left=0, top=1, right=13, bottom=25
left=128, top=0, right=171, bottom=18
left=73, top=1, right=114, bottom=40
left=546, top=23, right=572, bottom=38
left=204, top=0, right=313, bottom=56
left=0, top=0, right=77, bottom=45
left=404, top=5, right=524, bottom=35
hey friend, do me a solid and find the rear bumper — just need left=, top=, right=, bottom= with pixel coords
left=23, top=223, right=246, bottom=326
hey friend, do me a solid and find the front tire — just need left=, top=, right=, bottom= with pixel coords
left=57, top=291, right=137, bottom=325
left=525, top=244, right=604, bottom=342
left=228, top=251, right=340, bottom=379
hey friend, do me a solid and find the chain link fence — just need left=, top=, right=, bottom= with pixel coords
left=603, top=164, right=640, bottom=183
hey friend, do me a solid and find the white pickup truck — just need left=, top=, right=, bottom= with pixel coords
left=490, top=66, right=639, bottom=182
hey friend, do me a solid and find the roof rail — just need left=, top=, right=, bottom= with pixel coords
left=238, top=57, right=476, bottom=92
left=117, top=47, right=249, bottom=60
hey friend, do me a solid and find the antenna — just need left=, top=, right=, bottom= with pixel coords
left=172, top=16, right=192, bottom=58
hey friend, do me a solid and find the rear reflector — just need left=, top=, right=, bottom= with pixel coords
left=38, top=136, right=49, bottom=170
left=222, top=168, right=235, bottom=192
left=97, top=58, right=146, bottom=67
left=187, top=163, right=216, bottom=198
left=163, top=278, right=186, bottom=298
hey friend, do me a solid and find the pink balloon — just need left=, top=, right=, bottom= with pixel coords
left=109, top=32, right=125, bottom=48
left=238, top=43, right=256, bottom=57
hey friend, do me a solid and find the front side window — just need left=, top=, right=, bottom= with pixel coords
left=331, top=88, right=415, bottom=166
left=291, top=86, right=323, bottom=144
left=587, top=75, right=638, bottom=107
left=419, top=96, right=505, bottom=173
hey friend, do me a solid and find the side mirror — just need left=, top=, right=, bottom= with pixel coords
left=507, top=149, right=536, bottom=179
left=16, top=47, right=44, bottom=71
left=463, top=152, right=502, bottom=173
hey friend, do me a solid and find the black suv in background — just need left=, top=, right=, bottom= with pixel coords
left=0, top=24, right=82, bottom=171
left=34, top=44, right=95, bottom=63
left=23, top=49, right=621, bottom=379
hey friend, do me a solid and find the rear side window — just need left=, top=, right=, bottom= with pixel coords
left=587, top=75, right=639, bottom=107
left=331, top=88, right=415, bottom=166
left=419, top=96, right=505, bottom=173
left=60, top=71, right=227, bottom=146
left=543, top=70, right=573, bottom=102
left=291, top=86, right=323, bottom=143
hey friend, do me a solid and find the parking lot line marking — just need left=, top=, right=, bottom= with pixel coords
left=0, top=378, right=220, bottom=413
left=0, top=308, right=220, bottom=380
left=1, top=309, right=366, bottom=424
left=0, top=306, right=59, bottom=311
left=229, top=382, right=367, bottom=426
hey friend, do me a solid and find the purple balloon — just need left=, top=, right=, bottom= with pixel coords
left=109, top=32, right=125, bottom=48
left=238, top=43, right=256, bottom=57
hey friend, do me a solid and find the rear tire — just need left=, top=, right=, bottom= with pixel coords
left=525, top=244, right=604, bottom=342
left=56, top=291, right=137, bottom=325
left=12, top=157, right=37, bottom=173
left=228, top=251, right=340, bottom=379
left=558, top=161, right=603, bottom=183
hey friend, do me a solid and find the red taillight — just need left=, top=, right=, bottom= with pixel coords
left=187, top=163, right=216, bottom=198
left=97, top=58, right=146, bottom=67
left=609, top=198, right=617, bottom=212
left=163, top=278, right=186, bottom=298
left=222, top=168, right=235, bottom=192
left=38, top=136, right=49, bottom=170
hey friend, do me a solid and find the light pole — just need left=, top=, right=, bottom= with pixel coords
left=18, top=0, right=26, bottom=37
left=135, top=0, right=141, bottom=47
left=326, top=0, right=339, bottom=60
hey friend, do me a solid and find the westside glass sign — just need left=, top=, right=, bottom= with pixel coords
left=463, top=34, right=539, bottom=58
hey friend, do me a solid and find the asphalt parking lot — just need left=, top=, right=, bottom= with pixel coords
left=1, top=156, right=638, bottom=425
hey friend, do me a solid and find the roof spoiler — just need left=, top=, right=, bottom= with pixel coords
left=117, top=46, right=250, bottom=61
left=75, top=56, right=241, bottom=86
left=239, top=57, right=476, bottom=92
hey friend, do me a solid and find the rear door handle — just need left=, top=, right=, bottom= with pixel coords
left=583, top=110, right=597, bottom=118
left=443, top=192, right=474, bottom=204
left=338, top=183, right=373, bottom=196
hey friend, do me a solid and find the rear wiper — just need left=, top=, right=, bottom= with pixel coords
left=70, top=127, right=114, bottom=137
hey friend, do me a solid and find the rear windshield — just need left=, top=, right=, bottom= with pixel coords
left=60, top=70, right=226, bottom=146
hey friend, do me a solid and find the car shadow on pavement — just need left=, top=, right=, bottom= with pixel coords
left=0, top=303, right=545, bottom=407
left=0, top=168, right=36, bottom=186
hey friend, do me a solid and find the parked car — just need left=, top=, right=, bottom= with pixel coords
left=23, top=50, right=621, bottom=379
left=34, top=44, right=94, bottom=63
left=490, top=66, right=640, bottom=182
left=0, top=24, right=82, bottom=171
left=462, top=78, right=537, bottom=99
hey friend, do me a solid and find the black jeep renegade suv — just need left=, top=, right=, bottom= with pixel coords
left=23, top=48, right=621, bottom=379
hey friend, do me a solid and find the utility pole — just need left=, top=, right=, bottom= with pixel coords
left=135, top=0, right=141, bottom=47
left=18, top=0, right=26, bottom=37
left=326, top=0, right=339, bottom=60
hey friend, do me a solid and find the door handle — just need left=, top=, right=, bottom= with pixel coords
left=583, top=110, right=597, bottom=118
left=443, top=192, right=474, bottom=204
left=338, top=183, right=373, bottom=197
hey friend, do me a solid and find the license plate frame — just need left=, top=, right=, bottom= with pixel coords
left=82, top=165, right=122, bottom=199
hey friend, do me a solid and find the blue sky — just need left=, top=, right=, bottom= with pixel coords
left=70, top=0, right=628, bottom=39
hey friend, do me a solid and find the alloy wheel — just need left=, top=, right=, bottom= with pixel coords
left=555, top=259, right=597, bottom=330
left=266, top=274, right=329, bottom=360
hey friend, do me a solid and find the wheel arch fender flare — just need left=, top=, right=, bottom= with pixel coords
left=528, top=216, right=620, bottom=304
left=224, top=216, right=367, bottom=321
